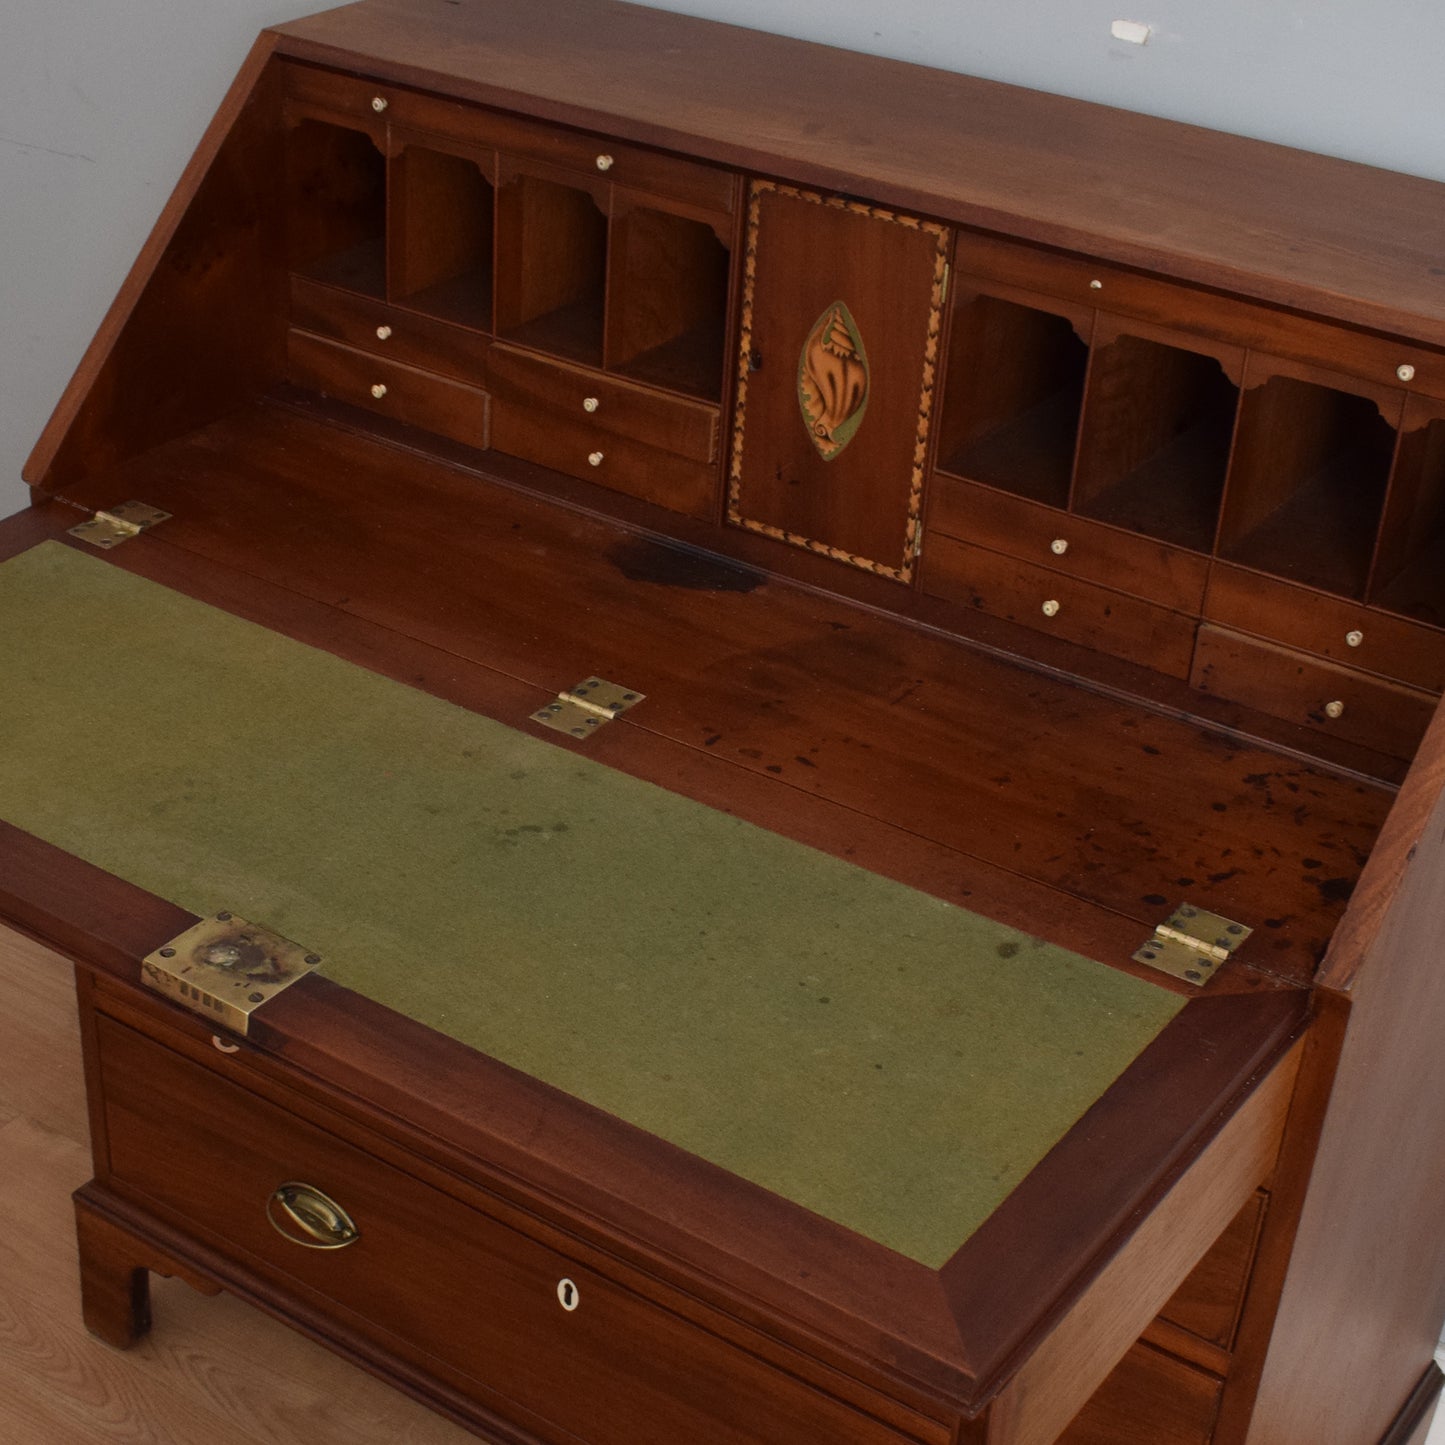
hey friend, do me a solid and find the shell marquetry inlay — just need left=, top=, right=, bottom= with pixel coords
left=799, top=301, right=869, bottom=460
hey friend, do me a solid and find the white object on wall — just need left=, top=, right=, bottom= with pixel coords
left=1110, top=19, right=1152, bottom=44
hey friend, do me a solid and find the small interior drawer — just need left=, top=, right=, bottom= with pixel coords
left=96, top=1012, right=923, bottom=1445
left=457, top=114, right=735, bottom=220
left=281, top=60, right=389, bottom=143
left=1206, top=564, right=1445, bottom=693
left=290, top=277, right=491, bottom=381
left=922, top=534, right=1198, bottom=677
left=1192, top=625, right=1439, bottom=760
left=489, top=390, right=720, bottom=519
left=283, top=59, right=386, bottom=118
left=487, top=344, right=718, bottom=463
left=928, top=475, right=1209, bottom=615
left=287, top=330, right=492, bottom=451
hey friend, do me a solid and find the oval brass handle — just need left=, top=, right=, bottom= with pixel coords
left=268, top=1182, right=360, bottom=1250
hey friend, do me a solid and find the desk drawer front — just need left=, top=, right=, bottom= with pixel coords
left=287, top=331, right=492, bottom=451
left=490, top=398, right=720, bottom=518
left=1192, top=624, right=1438, bottom=759
left=290, top=277, right=492, bottom=381
left=1205, top=564, right=1445, bottom=693
left=923, top=534, right=1198, bottom=677
left=928, top=475, right=1209, bottom=615
left=487, top=345, right=719, bottom=463
left=96, top=1014, right=908, bottom=1445
left=488, top=349, right=720, bottom=517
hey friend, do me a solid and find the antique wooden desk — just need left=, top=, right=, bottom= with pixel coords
left=7, top=2, right=1445, bottom=1441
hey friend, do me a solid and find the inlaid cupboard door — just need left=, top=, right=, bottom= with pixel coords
left=727, top=182, right=948, bottom=581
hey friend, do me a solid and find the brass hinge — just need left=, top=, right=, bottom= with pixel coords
left=1133, top=903, right=1252, bottom=987
left=142, top=913, right=322, bottom=1036
left=68, top=500, right=171, bottom=549
left=531, top=676, right=645, bottom=740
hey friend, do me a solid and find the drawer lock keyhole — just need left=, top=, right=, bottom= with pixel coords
left=557, top=1277, right=580, bottom=1312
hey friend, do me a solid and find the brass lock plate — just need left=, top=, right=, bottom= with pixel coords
left=142, top=913, right=322, bottom=1035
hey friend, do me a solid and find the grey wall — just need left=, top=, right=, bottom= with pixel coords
left=4, top=0, right=1445, bottom=517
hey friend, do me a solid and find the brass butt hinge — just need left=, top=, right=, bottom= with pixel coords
left=68, top=500, right=172, bottom=549
left=531, top=676, right=646, bottom=741
left=142, top=913, right=322, bottom=1036
left=1133, top=903, right=1252, bottom=987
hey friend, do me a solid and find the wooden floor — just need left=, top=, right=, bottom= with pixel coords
left=0, top=923, right=472, bottom=1444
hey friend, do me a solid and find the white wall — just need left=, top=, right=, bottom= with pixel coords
left=4, top=0, right=1445, bottom=517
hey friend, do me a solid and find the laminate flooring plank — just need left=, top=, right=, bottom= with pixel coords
left=0, top=928, right=473, bottom=1445
left=0, top=931, right=88, bottom=1145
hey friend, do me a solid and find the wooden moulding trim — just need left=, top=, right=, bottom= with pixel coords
left=73, top=1183, right=552, bottom=1445
left=725, top=181, right=948, bottom=582
left=22, top=34, right=281, bottom=493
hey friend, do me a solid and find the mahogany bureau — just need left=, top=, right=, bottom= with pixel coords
left=7, top=2, right=1445, bottom=1442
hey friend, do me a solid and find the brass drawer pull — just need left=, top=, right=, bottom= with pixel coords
left=268, top=1182, right=360, bottom=1250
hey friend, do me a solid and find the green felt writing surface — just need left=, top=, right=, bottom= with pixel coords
left=0, top=542, right=1181, bottom=1265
